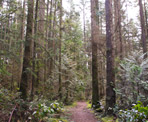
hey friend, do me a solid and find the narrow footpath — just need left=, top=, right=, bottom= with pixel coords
left=69, top=102, right=99, bottom=122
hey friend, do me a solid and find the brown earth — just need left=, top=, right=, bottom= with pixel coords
left=69, top=102, right=99, bottom=122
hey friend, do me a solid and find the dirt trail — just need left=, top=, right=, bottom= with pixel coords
left=69, top=102, right=99, bottom=122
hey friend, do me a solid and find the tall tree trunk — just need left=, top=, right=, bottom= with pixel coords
left=144, top=1, right=148, bottom=37
left=58, top=0, right=63, bottom=99
left=139, top=0, right=147, bottom=58
left=37, top=0, right=45, bottom=87
left=113, top=0, right=118, bottom=58
left=114, top=0, right=122, bottom=59
left=19, top=0, right=26, bottom=88
left=44, top=0, right=50, bottom=88
left=0, top=0, right=3, bottom=7
left=51, top=0, right=57, bottom=76
left=20, top=0, right=34, bottom=100
left=31, top=0, right=39, bottom=99
left=91, top=0, right=100, bottom=107
left=82, top=0, right=86, bottom=43
left=48, top=0, right=53, bottom=76
left=118, top=7, right=123, bottom=59
left=105, top=0, right=116, bottom=115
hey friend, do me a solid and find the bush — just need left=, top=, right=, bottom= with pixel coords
left=32, top=101, right=64, bottom=121
left=116, top=51, right=148, bottom=109
left=119, top=101, right=148, bottom=122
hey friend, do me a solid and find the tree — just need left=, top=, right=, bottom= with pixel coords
left=139, top=0, right=147, bottom=58
left=80, top=0, right=86, bottom=43
left=36, top=0, right=45, bottom=88
left=105, top=0, right=116, bottom=114
left=144, top=0, right=148, bottom=38
left=91, top=0, right=100, bottom=107
left=19, top=0, right=26, bottom=88
left=47, top=0, right=53, bottom=76
left=114, top=0, right=123, bottom=59
left=31, top=0, right=39, bottom=99
left=58, top=0, right=63, bottom=99
left=0, top=0, right=3, bottom=7
left=20, top=0, right=34, bottom=100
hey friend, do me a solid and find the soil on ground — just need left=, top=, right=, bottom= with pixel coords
left=69, top=102, right=99, bottom=122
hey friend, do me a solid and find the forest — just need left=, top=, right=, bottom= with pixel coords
left=0, top=0, right=148, bottom=122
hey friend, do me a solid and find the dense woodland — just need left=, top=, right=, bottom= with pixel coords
left=0, top=0, right=148, bottom=121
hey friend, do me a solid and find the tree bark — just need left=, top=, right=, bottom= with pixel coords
left=139, top=0, right=147, bottom=58
left=105, top=0, right=116, bottom=115
left=144, top=1, right=148, bottom=38
left=48, top=0, right=53, bottom=76
left=31, top=0, right=39, bottom=99
left=0, top=0, right=3, bottom=7
left=20, top=0, right=34, bottom=100
left=91, top=0, right=100, bottom=107
left=58, top=0, right=63, bottom=99
left=19, top=0, right=26, bottom=88
left=37, top=0, right=45, bottom=85
left=114, top=0, right=123, bottom=59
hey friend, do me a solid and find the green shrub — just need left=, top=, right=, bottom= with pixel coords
left=119, top=101, right=148, bottom=122
left=50, top=101, right=64, bottom=113
left=116, top=51, right=148, bottom=109
left=32, top=101, right=64, bottom=120
left=46, top=118, right=68, bottom=122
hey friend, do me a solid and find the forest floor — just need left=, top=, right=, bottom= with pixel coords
left=67, top=101, right=101, bottom=122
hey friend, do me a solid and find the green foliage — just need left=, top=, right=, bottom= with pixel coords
left=50, top=101, right=64, bottom=113
left=87, top=101, right=92, bottom=109
left=47, top=118, right=68, bottom=122
left=0, top=90, right=65, bottom=122
left=102, top=116, right=118, bottom=122
left=119, top=101, right=148, bottom=122
left=116, top=51, right=148, bottom=108
left=0, top=58, right=11, bottom=76
left=33, top=103, right=54, bottom=119
left=32, top=101, right=64, bottom=120
left=65, top=101, right=77, bottom=108
left=0, top=88, right=27, bottom=122
left=0, top=88, right=20, bottom=111
left=0, top=88, right=11, bottom=109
